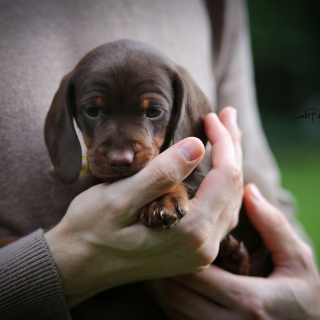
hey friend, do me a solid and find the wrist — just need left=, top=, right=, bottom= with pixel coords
left=44, top=225, right=103, bottom=307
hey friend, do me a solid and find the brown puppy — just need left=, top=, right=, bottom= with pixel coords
left=45, top=39, right=213, bottom=230
left=0, top=41, right=271, bottom=278
left=45, top=40, right=272, bottom=276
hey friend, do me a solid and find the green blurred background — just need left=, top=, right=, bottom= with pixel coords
left=247, top=0, right=320, bottom=261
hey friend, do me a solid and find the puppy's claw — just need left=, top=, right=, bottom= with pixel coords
left=235, top=242, right=246, bottom=261
left=151, top=217, right=163, bottom=227
left=176, top=204, right=187, bottom=218
left=219, top=235, right=237, bottom=256
left=140, top=212, right=148, bottom=227
left=140, top=186, right=189, bottom=229
left=162, top=214, right=176, bottom=226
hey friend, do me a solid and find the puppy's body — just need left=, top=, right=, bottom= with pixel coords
left=45, top=39, right=212, bottom=229
left=45, top=39, right=271, bottom=276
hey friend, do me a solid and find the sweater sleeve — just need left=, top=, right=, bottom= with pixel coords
left=0, top=229, right=72, bottom=320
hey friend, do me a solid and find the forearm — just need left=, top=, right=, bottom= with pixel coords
left=0, top=229, right=71, bottom=320
left=43, top=225, right=129, bottom=308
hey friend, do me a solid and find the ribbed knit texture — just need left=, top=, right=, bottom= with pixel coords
left=0, top=229, right=71, bottom=320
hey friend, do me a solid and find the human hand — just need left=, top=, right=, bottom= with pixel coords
left=148, top=184, right=320, bottom=320
left=44, top=107, right=243, bottom=308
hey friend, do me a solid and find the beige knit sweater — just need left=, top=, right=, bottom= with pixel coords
left=0, top=1, right=304, bottom=319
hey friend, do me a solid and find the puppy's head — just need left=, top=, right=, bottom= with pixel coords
left=45, top=40, right=212, bottom=184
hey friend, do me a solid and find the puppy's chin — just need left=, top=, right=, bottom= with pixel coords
left=89, top=164, right=144, bottom=183
left=102, top=172, right=136, bottom=183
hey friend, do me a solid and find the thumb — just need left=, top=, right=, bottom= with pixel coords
left=114, top=137, right=205, bottom=219
left=243, top=184, right=302, bottom=264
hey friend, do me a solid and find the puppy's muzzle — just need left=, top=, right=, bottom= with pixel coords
left=106, top=150, right=134, bottom=173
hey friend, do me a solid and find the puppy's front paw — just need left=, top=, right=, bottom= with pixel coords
left=140, top=184, right=189, bottom=229
left=214, top=234, right=250, bottom=275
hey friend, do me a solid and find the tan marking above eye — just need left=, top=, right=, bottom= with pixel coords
left=94, top=95, right=104, bottom=107
left=140, top=97, right=151, bottom=109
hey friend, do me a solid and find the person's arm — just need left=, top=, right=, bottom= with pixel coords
left=148, top=184, right=320, bottom=320
left=0, top=229, right=71, bottom=320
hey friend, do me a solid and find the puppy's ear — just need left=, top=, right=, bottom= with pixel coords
left=44, top=72, right=82, bottom=184
left=162, top=66, right=214, bottom=151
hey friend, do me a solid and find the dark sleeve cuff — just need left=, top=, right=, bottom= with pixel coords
left=0, top=229, right=71, bottom=320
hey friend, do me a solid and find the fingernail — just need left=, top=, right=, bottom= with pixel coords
left=178, top=138, right=203, bottom=162
left=250, top=184, right=263, bottom=203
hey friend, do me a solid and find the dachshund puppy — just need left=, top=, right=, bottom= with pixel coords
left=45, top=40, right=272, bottom=276
left=0, top=40, right=271, bottom=277
left=45, top=39, right=213, bottom=230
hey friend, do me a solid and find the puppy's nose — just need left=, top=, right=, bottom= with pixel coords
left=106, top=150, right=134, bottom=173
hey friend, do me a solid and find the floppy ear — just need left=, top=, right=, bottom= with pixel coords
left=162, top=66, right=214, bottom=151
left=44, top=72, right=82, bottom=184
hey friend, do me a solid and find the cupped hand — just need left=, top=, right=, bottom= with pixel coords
left=44, top=107, right=243, bottom=308
left=149, top=184, right=320, bottom=320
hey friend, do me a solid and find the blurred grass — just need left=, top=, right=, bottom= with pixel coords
left=247, top=0, right=320, bottom=264
left=273, top=145, right=320, bottom=262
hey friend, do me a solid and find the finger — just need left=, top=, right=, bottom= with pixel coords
left=149, top=278, right=241, bottom=320
left=175, top=265, right=260, bottom=311
left=108, top=137, right=204, bottom=223
left=218, top=108, right=243, bottom=233
left=243, top=184, right=306, bottom=265
left=204, top=113, right=238, bottom=169
left=218, top=107, right=242, bottom=167
left=191, top=113, right=241, bottom=214
left=147, top=281, right=190, bottom=320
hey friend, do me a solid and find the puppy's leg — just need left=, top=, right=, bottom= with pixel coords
left=140, top=177, right=251, bottom=275
left=140, top=183, right=192, bottom=229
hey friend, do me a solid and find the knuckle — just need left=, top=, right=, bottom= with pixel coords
left=234, top=127, right=242, bottom=142
left=193, top=265, right=210, bottom=273
left=186, top=235, right=207, bottom=253
left=192, top=264, right=210, bottom=275
left=263, top=208, right=286, bottom=229
left=218, top=163, right=242, bottom=188
left=237, top=294, right=266, bottom=320
left=104, top=192, right=127, bottom=214
left=197, top=239, right=220, bottom=266
left=229, top=214, right=239, bottom=231
left=295, top=242, right=315, bottom=269
left=232, top=166, right=242, bottom=186
left=182, top=228, right=218, bottom=267
left=234, top=178, right=244, bottom=200
left=302, top=242, right=314, bottom=259
left=186, top=225, right=211, bottom=251
left=197, top=247, right=217, bottom=266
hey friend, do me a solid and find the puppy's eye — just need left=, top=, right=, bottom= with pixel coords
left=85, top=106, right=99, bottom=117
left=146, top=107, right=161, bottom=118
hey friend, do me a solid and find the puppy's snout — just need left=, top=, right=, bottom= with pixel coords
left=106, top=150, right=134, bottom=173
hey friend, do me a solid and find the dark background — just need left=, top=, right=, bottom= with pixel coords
left=247, top=0, right=320, bottom=261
